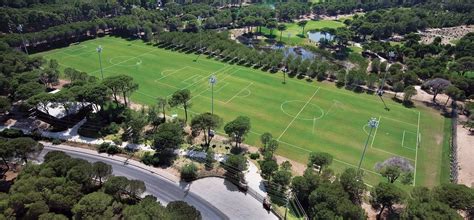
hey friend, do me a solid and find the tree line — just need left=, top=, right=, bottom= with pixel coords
left=0, top=143, right=201, bottom=219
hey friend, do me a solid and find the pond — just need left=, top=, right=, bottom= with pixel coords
left=307, top=31, right=334, bottom=42
left=269, top=45, right=319, bottom=61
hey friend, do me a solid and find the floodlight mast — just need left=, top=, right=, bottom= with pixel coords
left=17, top=24, right=28, bottom=55
left=96, top=45, right=104, bottom=80
left=209, top=75, right=217, bottom=114
left=357, top=117, right=379, bottom=174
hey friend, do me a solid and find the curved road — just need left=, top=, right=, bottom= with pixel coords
left=39, top=145, right=277, bottom=220
left=40, top=146, right=227, bottom=220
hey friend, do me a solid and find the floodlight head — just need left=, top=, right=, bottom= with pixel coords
left=209, top=75, right=217, bottom=85
left=368, top=118, right=378, bottom=128
left=96, top=45, right=102, bottom=53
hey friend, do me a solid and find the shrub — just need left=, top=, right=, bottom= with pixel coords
left=180, top=163, right=198, bottom=182
left=52, top=139, right=62, bottom=145
left=106, top=144, right=122, bottom=155
left=249, top=152, right=260, bottom=160
left=141, top=152, right=160, bottom=166
left=112, top=136, right=122, bottom=146
left=100, top=122, right=120, bottom=136
left=0, top=128, right=25, bottom=138
left=97, top=142, right=110, bottom=153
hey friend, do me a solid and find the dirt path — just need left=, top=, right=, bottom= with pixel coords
left=457, top=123, right=474, bottom=187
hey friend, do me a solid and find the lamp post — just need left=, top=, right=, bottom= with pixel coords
left=209, top=75, right=217, bottom=114
left=96, top=45, right=104, bottom=80
left=17, top=24, right=28, bottom=55
left=282, top=67, right=287, bottom=84
left=357, top=117, right=378, bottom=173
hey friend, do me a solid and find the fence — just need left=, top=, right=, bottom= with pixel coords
left=450, top=103, right=459, bottom=183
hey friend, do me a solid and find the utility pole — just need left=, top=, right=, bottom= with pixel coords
left=209, top=75, right=217, bottom=114
left=17, top=24, right=28, bottom=55
left=357, top=117, right=378, bottom=173
left=96, top=45, right=104, bottom=80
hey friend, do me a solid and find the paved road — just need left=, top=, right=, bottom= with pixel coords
left=40, top=145, right=278, bottom=220
left=40, top=146, right=227, bottom=220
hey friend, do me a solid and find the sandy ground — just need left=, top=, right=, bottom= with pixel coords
left=419, top=25, right=473, bottom=45
left=457, top=124, right=474, bottom=187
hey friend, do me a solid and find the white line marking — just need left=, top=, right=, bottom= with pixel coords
left=402, top=130, right=405, bottom=148
left=277, top=87, right=320, bottom=140
left=413, top=111, right=421, bottom=186
left=90, top=49, right=156, bottom=74
left=369, top=116, right=381, bottom=149
left=225, top=82, right=254, bottom=104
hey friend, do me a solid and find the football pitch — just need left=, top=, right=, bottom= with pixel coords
left=37, top=36, right=447, bottom=187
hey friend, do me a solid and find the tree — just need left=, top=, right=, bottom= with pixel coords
left=157, top=97, right=168, bottom=122
left=39, top=60, right=59, bottom=89
left=423, top=78, right=451, bottom=103
left=190, top=112, right=222, bottom=148
left=308, top=152, right=333, bottom=173
left=224, top=116, right=251, bottom=148
left=225, top=154, right=247, bottom=172
left=433, top=183, right=474, bottom=212
left=180, top=163, right=198, bottom=182
left=103, top=75, right=138, bottom=106
left=72, top=192, right=114, bottom=219
left=260, top=159, right=278, bottom=180
left=403, top=85, right=417, bottom=103
left=103, top=176, right=130, bottom=199
left=401, top=186, right=462, bottom=219
left=392, top=82, right=404, bottom=98
left=370, top=182, right=405, bottom=218
left=265, top=139, right=279, bottom=157
left=272, top=169, right=292, bottom=188
left=277, top=24, right=287, bottom=42
left=123, top=109, right=148, bottom=144
left=298, top=20, right=308, bottom=36
left=166, top=201, right=201, bottom=220
left=444, top=85, right=464, bottom=106
left=7, top=137, right=43, bottom=164
left=375, top=156, right=414, bottom=184
left=266, top=19, right=278, bottom=37
left=0, top=96, right=11, bottom=114
left=123, top=195, right=168, bottom=219
left=0, top=139, right=14, bottom=175
left=92, top=161, right=112, bottom=186
left=153, top=122, right=184, bottom=150
left=127, top=179, right=146, bottom=200
left=169, top=89, right=191, bottom=123
left=340, top=168, right=366, bottom=205
left=260, top=132, right=273, bottom=148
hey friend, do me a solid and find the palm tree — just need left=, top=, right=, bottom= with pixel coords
left=297, top=20, right=308, bottom=36
left=277, top=24, right=287, bottom=43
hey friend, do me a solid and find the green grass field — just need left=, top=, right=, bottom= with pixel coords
left=260, top=20, right=345, bottom=45
left=36, top=36, right=448, bottom=188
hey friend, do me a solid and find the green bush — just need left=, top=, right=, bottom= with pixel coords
left=141, top=152, right=160, bottom=166
left=97, top=142, right=110, bottom=153
left=112, top=136, right=122, bottom=146
left=180, top=163, right=198, bottom=182
left=100, top=122, right=120, bottom=136
left=106, top=144, right=122, bottom=155
left=249, top=152, right=260, bottom=160
left=0, top=128, right=25, bottom=138
left=52, top=139, right=62, bottom=145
